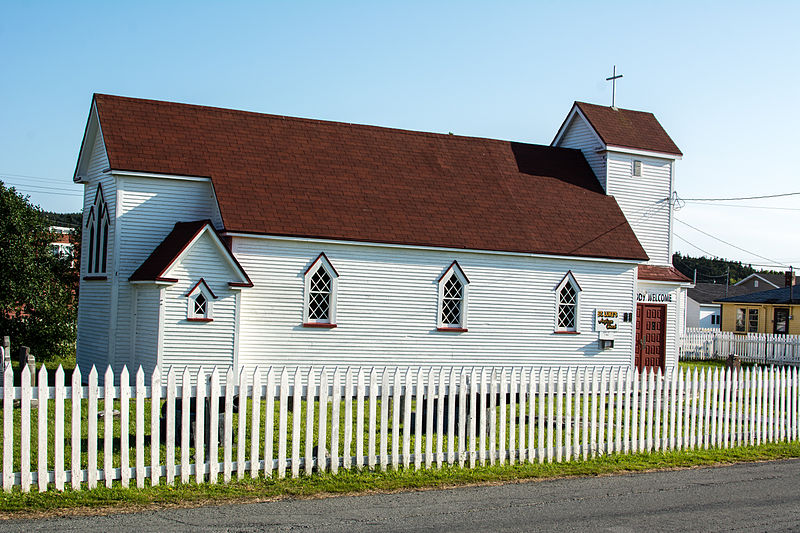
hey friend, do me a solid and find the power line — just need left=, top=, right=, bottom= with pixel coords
left=0, top=171, right=71, bottom=183
left=673, top=232, right=717, bottom=257
left=674, top=218, right=787, bottom=268
left=684, top=200, right=800, bottom=212
left=680, top=191, right=800, bottom=201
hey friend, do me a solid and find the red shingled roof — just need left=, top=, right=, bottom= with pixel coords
left=130, top=220, right=253, bottom=286
left=575, top=102, right=682, bottom=156
left=94, top=94, right=649, bottom=262
left=637, top=265, right=690, bottom=283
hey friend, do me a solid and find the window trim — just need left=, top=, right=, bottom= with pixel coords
left=437, top=261, right=469, bottom=331
left=554, top=271, right=582, bottom=333
left=748, top=308, right=759, bottom=333
left=303, top=253, right=339, bottom=327
left=185, top=278, right=216, bottom=322
left=85, top=185, right=110, bottom=275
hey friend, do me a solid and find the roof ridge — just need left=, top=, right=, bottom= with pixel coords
left=94, top=93, right=575, bottom=148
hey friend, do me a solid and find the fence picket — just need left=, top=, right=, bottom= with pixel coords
left=194, top=368, right=206, bottom=484
left=238, top=368, right=247, bottom=479
left=291, top=367, right=301, bottom=478
left=425, top=367, right=434, bottom=468
left=615, top=368, right=624, bottom=453
left=356, top=368, right=365, bottom=469
left=630, top=367, right=639, bottom=454
left=72, top=366, right=84, bottom=489
left=343, top=368, right=353, bottom=470
left=306, top=367, right=316, bottom=474
left=489, top=369, right=497, bottom=466
left=320, top=368, right=330, bottom=472
left=557, top=368, right=564, bottom=461
left=590, top=368, right=598, bottom=458
left=209, top=368, right=221, bottom=484
left=538, top=369, right=546, bottom=463
left=86, top=366, right=97, bottom=490
left=38, top=366, right=49, bottom=492
left=565, top=368, right=573, bottom=461
left=646, top=369, right=654, bottom=452
left=151, top=367, right=162, bottom=487
left=54, top=366, right=65, bottom=491
left=469, top=368, right=477, bottom=468
left=391, top=369, right=400, bottom=470
left=499, top=368, right=506, bottom=465
left=653, top=368, right=662, bottom=452
left=367, top=368, right=377, bottom=469
left=403, top=368, right=412, bottom=469
left=447, top=368, right=457, bottom=465
left=437, top=368, right=446, bottom=467
left=165, top=368, right=176, bottom=485
left=598, top=368, right=606, bottom=456
left=510, top=368, right=518, bottom=464
left=458, top=369, right=467, bottom=467
left=331, top=368, right=342, bottom=474
left=638, top=368, right=647, bottom=453
left=222, top=366, right=236, bottom=483
left=277, top=368, right=288, bottom=478
left=120, top=366, right=131, bottom=488
left=136, top=367, right=145, bottom=488
left=416, top=367, right=425, bottom=469
left=547, top=368, right=555, bottom=462
left=19, top=365, right=31, bottom=492
left=2, top=364, right=12, bottom=492
left=528, top=368, right=536, bottom=463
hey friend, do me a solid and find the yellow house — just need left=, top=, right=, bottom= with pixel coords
left=715, top=284, right=800, bottom=335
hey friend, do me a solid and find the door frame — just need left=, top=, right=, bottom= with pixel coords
left=635, top=302, right=667, bottom=372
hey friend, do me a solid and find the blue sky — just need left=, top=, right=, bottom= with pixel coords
left=2, top=1, right=798, bottom=271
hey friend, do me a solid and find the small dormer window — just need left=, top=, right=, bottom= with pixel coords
left=437, top=261, right=470, bottom=332
left=632, top=160, right=642, bottom=177
left=186, top=278, right=216, bottom=322
left=303, top=253, right=339, bottom=327
left=86, top=185, right=110, bottom=274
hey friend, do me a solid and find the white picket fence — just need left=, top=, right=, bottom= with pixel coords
left=681, top=328, right=800, bottom=365
left=2, top=362, right=799, bottom=493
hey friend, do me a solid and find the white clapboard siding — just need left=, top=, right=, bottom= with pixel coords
left=75, top=127, right=115, bottom=375
left=234, top=237, right=638, bottom=373
left=1, top=363, right=798, bottom=493
left=553, top=111, right=607, bottom=188
left=606, top=152, right=673, bottom=266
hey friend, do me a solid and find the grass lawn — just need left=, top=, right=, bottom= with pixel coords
left=1, top=441, right=799, bottom=517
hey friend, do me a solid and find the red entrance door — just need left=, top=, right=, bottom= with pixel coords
left=635, top=303, right=666, bottom=371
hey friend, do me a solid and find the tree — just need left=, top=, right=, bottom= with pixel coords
left=0, top=181, right=77, bottom=361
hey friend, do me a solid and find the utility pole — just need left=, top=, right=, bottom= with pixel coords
left=725, top=266, right=730, bottom=297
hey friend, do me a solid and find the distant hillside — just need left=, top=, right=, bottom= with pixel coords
left=672, top=252, right=782, bottom=285
left=42, top=211, right=81, bottom=228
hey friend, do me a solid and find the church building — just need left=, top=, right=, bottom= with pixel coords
left=73, top=94, right=690, bottom=381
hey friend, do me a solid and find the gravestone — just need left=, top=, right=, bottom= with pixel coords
left=2, top=336, right=10, bottom=366
left=17, top=346, right=36, bottom=386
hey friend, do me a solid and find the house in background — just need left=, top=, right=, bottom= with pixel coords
left=49, top=226, right=74, bottom=259
left=716, top=284, right=800, bottom=335
left=685, top=272, right=797, bottom=332
left=72, top=94, right=689, bottom=382
left=734, top=272, right=796, bottom=292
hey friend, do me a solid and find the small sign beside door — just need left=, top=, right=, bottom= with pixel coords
left=595, top=309, right=619, bottom=331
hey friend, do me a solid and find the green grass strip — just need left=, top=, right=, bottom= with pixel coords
left=2, top=441, right=800, bottom=517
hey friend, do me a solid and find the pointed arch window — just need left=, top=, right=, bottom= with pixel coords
left=186, top=278, right=216, bottom=322
left=437, top=261, right=469, bottom=332
left=303, top=253, right=339, bottom=327
left=85, top=185, right=110, bottom=274
left=555, top=271, right=581, bottom=333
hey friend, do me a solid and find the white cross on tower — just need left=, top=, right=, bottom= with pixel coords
left=606, top=65, right=623, bottom=108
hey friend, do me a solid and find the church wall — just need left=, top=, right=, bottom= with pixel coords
left=606, top=153, right=673, bottom=265
left=234, top=237, right=640, bottom=374
left=76, top=124, right=115, bottom=376
left=131, top=285, right=160, bottom=377
left=159, top=232, right=239, bottom=383
left=113, top=176, right=222, bottom=372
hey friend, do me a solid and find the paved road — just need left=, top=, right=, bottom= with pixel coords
left=3, top=459, right=800, bottom=532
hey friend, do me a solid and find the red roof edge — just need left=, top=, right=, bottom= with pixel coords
left=637, top=265, right=691, bottom=283
left=129, top=220, right=252, bottom=287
